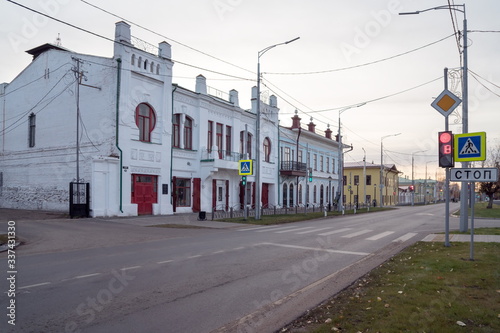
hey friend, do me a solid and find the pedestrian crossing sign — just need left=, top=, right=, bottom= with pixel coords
left=454, top=132, right=486, bottom=162
left=239, top=160, right=253, bottom=175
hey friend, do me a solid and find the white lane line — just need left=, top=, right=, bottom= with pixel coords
left=296, top=227, right=336, bottom=235
left=258, top=242, right=369, bottom=256
left=18, top=282, right=51, bottom=289
left=75, top=273, right=101, bottom=279
left=342, top=230, right=373, bottom=238
left=255, top=225, right=300, bottom=232
left=188, top=255, right=202, bottom=259
left=120, top=266, right=141, bottom=271
left=318, top=228, right=352, bottom=236
left=238, top=225, right=278, bottom=231
left=392, top=232, right=418, bottom=243
left=157, top=260, right=174, bottom=264
left=274, top=227, right=316, bottom=234
left=366, top=231, right=395, bottom=241
left=212, top=250, right=225, bottom=255
left=233, top=247, right=245, bottom=251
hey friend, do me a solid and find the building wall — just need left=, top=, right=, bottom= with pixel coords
left=0, top=49, right=118, bottom=212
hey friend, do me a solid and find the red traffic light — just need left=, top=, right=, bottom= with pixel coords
left=439, top=131, right=452, bottom=143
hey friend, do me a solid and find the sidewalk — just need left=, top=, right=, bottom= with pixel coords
left=422, top=233, right=500, bottom=243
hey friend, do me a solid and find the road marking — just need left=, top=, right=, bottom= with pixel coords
left=342, top=230, right=373, bottom=238
left=274, top=227, right=316, bottom=233
left=212, top=250, right=226, bottom=255
left=254, top=225, right=300, bottom=232
left=120, top=266, right=141, bottom=271
left=188, top=255, right=202, bottom=259
left=238, top=225, right=278, bottom=231
left=74, top=273, right=101, bottom=279
left=366, top=231, right=395, bottom=241
left=296, top=227, right=336, bottom=235
left=157, top=260, right=174, bottom=264
left=258, top=242, right=369, bottom=256
left=318, top=227, right=352, bottom=236
left=233, top=247, right=245, bottom=251
left=392, top=233, right=418, bottom=243
left=18, top=282, right=51, bottom=289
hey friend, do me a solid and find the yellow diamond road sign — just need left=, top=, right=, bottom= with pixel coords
left=431, top=89, right=462, bottom=117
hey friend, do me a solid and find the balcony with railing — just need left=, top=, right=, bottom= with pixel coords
left=280, top=161, right=307, bottom=177
left=200, top=149, right=244, bottom=170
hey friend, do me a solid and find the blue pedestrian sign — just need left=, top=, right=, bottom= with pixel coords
left=454, top=132, right=486, bottom=162
left=239, top=160, right=253, bottom=175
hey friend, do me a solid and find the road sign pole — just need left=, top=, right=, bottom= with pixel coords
left=444, top=113, right=450, bottom=247
left=470, top=181, right=475, bottom=260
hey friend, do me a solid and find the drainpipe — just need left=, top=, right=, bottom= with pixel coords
left=170, top=84, right=178, bottom=207
left=115, top=58, right=123, bottom=213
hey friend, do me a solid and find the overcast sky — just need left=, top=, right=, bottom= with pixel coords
left=1, top=0, right=499, bottom=179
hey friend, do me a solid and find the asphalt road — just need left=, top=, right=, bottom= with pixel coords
left=1, top=203, right=498, bottom=333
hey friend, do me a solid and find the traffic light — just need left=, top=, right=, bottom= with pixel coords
left=438, top=131, right=454, bottom=168
left=241, top=176, right=247, bottom=186
left=308, top=170, right=313, bottom=182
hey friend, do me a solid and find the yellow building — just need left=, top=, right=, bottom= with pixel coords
left=343, top=162, right=400, bottom=207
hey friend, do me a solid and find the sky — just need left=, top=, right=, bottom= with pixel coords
left=1, top=0, right=499, bottom=180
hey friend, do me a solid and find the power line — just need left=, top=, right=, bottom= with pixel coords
left=263, top=34, right=456, bottom=76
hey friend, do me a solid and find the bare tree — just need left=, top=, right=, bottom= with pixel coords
left=479, top=141, right=500, bottom=208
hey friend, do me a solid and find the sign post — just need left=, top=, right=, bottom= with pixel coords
left=239, top=160, right=253, bottom=220
left=431, top=74, right=462, bottom=247
left=451, top=167, right=498, bottom=260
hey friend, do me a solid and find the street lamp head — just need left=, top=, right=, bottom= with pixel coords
left=285, top=37, right=300, bottom=44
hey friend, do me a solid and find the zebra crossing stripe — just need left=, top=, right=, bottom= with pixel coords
left=274, top=227, right=317, bottom=233
left=392, top=233, right=418, bottom=243
left=366, top=231, right=395, bottom=241
left=317, top=228, right=352, bottom=236
left=296, top=227, right=337, bottom=235
left=342, top=230, right=373, bottom=238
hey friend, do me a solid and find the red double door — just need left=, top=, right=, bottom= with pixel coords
left=132, top=175, right=158, bottom=215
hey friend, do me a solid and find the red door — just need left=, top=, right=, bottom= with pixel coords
left=132, top=175, right=157, bottom=215
left=262, top=183, right=269, bottom=208
left=192, top=178, right=201, bottom=212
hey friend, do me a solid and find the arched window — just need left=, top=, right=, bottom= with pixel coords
left=131, top=54, right=135, bottom=66
left=144, top=59, right=148, bottom=70
left=263, top=137, right=271, bottom=162
left=135, top=103, right=156, bottom=142
left=184, top=116, right=193, bottom=149
left=313, top=185, right=317, bottom=204
left=283, top=183, right=288, bottom=207
left=320, top=184, right=324, bottom=205
left=240, top=131, right=252, bottom=159
left=150, top=61, right=154, bottom=73
left=289, top=183, right=294, bottom=207
left=138, top=57, right=142, bottom=68
left=298, top=184, right=303, bottom=205
left=156, top=64, right=160, bottom=75
left=173, top=114, right=180, bottom=148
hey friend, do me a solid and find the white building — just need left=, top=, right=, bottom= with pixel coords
left=0, top=21, right=340, bottom=217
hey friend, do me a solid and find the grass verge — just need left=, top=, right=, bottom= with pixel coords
left=217, top=207, right=392, bottom=225
left=283, top=241, right=500, bottom=333
left=454, top=202, right=500, bottom=219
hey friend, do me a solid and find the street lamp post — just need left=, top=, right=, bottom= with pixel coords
left=411, top=150, right=427, bottom=206
left=255, top=37, right=299, bottom=220
left=337, top=103, right=365, bottom=212
left=362, top=148, right=367, bottom=208
left=380, top=133, right=401, bottom=208
left=400, top=4, right=469, bottom=231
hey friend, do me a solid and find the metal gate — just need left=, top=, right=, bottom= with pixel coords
left=69, top=182, right=90, bottom=218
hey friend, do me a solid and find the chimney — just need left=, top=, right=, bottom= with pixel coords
left=229, top=89, right=239, bottom=107
left=159, top=41, right=171, bottom=59
left=115, top=21, right=131, bottom=45
left=308, top=117, right=316, bottom=133
left=195, top=75, right=207, bottom=94
left=291, top=110, right=301, bottom=129
left=325, top=124, right=332, bottom=139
